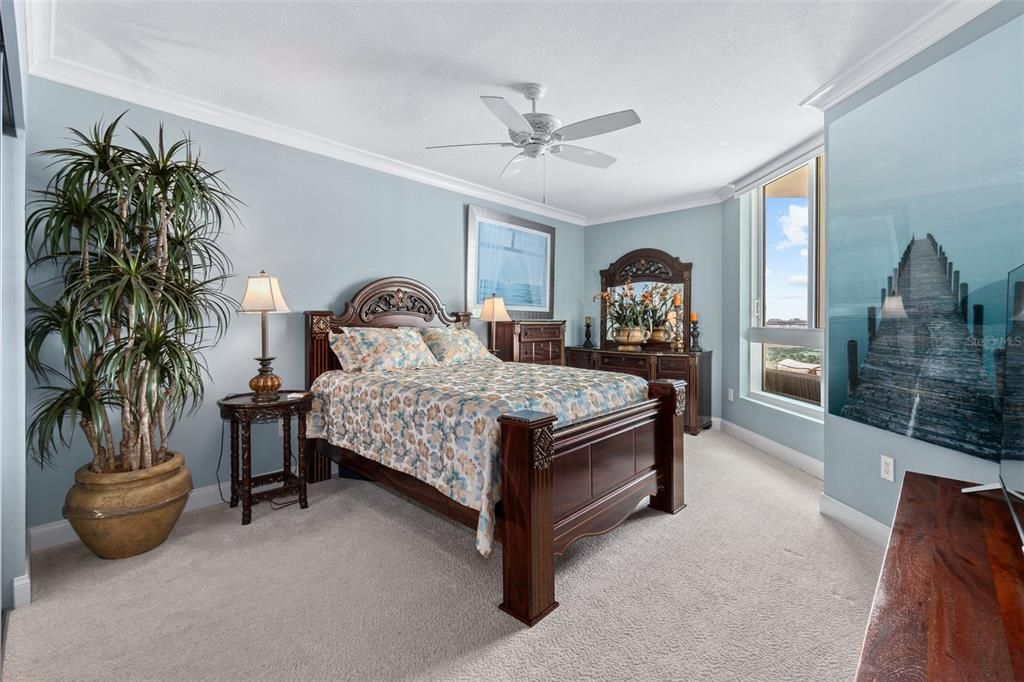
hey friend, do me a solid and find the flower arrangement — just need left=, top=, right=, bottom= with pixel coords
left=594, top=280, right=678, bottom=330
left=645, top=282, right=677, bottom=328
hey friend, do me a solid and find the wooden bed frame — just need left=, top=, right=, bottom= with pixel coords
left=304, top=276, right=686, bottom=626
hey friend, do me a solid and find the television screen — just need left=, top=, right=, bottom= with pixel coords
left=1001, top=266, right=1024, bottom=551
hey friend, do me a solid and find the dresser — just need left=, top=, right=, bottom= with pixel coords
left=492, top=320, right=566, bottom=366
left=566, top=347, right=713, bottom=435
left=856, top=472, right=1024, bottom=680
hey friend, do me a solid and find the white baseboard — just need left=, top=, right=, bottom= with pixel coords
left=718, top=419, right=824, bottom=480
left=28, top=479, right=232, bottom=553
left=184, top=479, right=233, bottom=513
left=12, top=574, right=31, bottom=608
left=818, top=493, right=891, bottom=548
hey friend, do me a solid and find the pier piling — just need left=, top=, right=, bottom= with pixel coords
left=847, top=340, right=859, bottom=392
left=973, top=304, right=984, bottom=354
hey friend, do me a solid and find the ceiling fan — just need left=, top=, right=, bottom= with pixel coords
left=426, top=83, right=641, bottom=179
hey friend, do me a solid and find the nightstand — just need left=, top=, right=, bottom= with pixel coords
left=217, top=390, right=313, bottom=525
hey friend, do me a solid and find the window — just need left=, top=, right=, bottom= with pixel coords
left=749, top=156, right=825, bottom=412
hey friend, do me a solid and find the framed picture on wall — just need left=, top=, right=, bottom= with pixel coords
left=466, top=205, right=555, bottom=319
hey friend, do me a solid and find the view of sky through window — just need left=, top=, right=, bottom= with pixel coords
left=764, top=195, right=809, bottom=326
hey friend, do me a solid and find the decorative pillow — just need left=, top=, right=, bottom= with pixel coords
left=331, top=327, right=438, bottom=372
left=328, top=331, right=365, bottom=372
left=420, top=327, right=496, bottom=366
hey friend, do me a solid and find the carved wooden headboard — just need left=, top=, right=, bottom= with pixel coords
left=304, top=276, right=472, bottom=388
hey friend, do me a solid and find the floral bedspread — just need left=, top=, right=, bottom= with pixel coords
left=308, top=360, right=649, bottom=556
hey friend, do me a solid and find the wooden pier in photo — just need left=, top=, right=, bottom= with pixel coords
left=842, top=235, right=1003, bottom=461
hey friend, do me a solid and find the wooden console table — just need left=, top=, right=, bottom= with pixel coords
left=856, top=472, right=1024, bottom=680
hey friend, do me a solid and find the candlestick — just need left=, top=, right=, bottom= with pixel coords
left=690, top=311, right=699, bottom=322
left=671, top=303, right=685, bottom=352
left=689, top=318, right=703, bottom=353
left=672, top=291, right=682, bottom=308
left=583, top=318, right=595, bottom=348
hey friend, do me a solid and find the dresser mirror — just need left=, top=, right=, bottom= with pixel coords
left=599, top=248, right=693, bottom=351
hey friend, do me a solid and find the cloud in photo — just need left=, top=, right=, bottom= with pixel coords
left=776, top=204, right=808, bottom=251
left=789, top=274, right=809, bottom=286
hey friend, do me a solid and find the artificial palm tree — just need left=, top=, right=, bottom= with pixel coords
left=26, top=114, right=238, bottom=475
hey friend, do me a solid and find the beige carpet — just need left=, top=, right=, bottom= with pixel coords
left=4, top=431, right=882, bottom=681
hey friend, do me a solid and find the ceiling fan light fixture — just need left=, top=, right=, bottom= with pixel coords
left=430, top=84, right=640, bottom=178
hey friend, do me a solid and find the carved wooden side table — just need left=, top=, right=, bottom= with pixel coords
left=217, top=391, right=313, bottom=525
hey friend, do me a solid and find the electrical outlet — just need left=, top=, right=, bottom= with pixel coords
left=727, top=388, right=735, bottom=402
left=880, top=455, right=895, bottom=482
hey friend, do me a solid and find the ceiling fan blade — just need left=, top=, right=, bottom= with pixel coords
left=425, top=142, right=515, bottom=150
left=552, top=144, right=617, bottom=168
left=481, top=96, right=532, bottom=134
left=554, top=109, right=641, bottom=141
left=500, top=152, right=529, bottom=179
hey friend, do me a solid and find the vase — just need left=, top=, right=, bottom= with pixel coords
left=64, top=452, right=193, bottom=559
left=613, top=326, right=649, bottom=351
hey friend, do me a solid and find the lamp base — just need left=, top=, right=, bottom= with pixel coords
left=249, top=357, right=282, bottom=402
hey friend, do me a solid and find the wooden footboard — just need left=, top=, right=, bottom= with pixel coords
left=498, top=378, right=686, bottom=625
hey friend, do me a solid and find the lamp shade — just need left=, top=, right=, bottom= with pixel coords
left=240, top=271, right=290, bottom=313
left=478, top=295, right=511, bottom=322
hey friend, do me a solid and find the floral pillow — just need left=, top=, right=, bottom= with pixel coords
left=329, top=327, right=438, bottom=372
left=420, top=327, right=497, bottom=366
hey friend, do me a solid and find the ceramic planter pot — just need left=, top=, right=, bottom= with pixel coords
left=649, top=327, right=672, bottom=344
left=613, top=326, right=650, bottom=351
left=64, top=452, right=193, bottom=559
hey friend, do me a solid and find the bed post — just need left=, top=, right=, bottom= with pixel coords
left=304, top=311, right=336, bottom=484
left=498, top=409, right=559, bottom=626
left=648, top=379, right=687, bottom=514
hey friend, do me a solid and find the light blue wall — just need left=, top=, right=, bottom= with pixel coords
left=720, top=196, right=824, bottom=459
left=2, top=0, right=29, bottom=610
left=25, top=77, right=586, bottom=527
left=583, top=204, right=723, bottom=417
left=2, top=131, right=27, bottom=608
left=824, top=3, right=1024, bottom=525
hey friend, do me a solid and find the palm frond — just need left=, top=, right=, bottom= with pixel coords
left=26, top=114, right=239, bottom=470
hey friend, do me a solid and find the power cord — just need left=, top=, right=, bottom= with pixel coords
left=215, top=417, right=302, bottom=510
left=215, top=419, right=228, bottom=504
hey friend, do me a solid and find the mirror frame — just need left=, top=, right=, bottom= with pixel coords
left=599, top=248, right=693, bottom=352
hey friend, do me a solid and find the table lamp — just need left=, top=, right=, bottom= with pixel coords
left=239, top=270, right=290, bottom=402
left=479, top=293, right=511, bottom=354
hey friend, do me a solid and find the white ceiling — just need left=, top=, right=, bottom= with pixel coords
left=31, top=1, right=947, bottom=222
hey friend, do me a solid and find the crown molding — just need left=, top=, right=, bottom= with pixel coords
left=726, top=131, right=824, bottom=198
left=25, top=2, right=589, bottom=226
left=583, top=191, right=723, bottom=226
left=800, top=0, right=1001, bottom=112
left=30, top=57, right=589, bottom=226
left=24, top=0, right=53, bottom=70
left=27, top=47, right=731, bottom=229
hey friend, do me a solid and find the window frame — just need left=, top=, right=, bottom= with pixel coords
left=747, top=156, right=825, bottom=418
